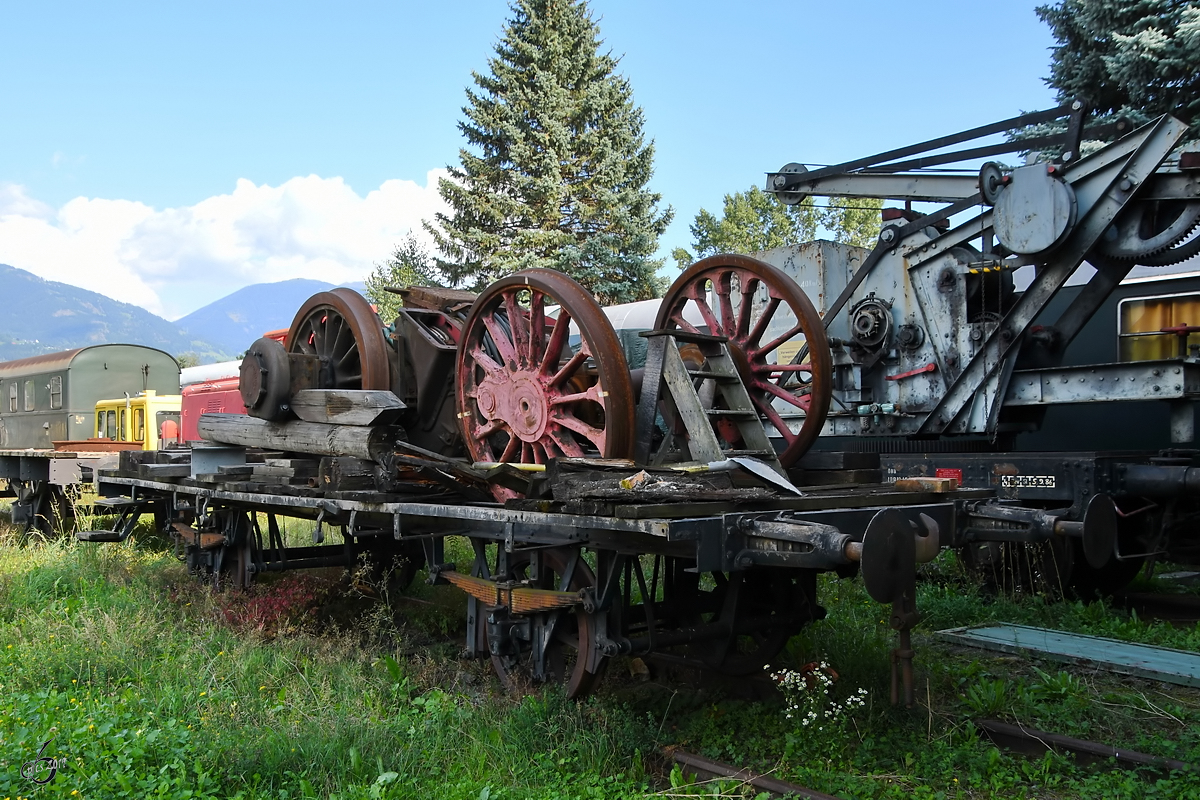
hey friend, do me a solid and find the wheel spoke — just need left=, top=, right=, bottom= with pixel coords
left=305, top=317, right=322, bottom=353
left=540, top=310, right=572, bottom=376
left=749, top=394, right=798, bottom=443
left=716, top=271, right=737, bottom=333
left=482, top=313, right=519, bottom=366
left=549, top=383, right=603, bottom=407
left=329, top=314, right=352, bottom=362
left=528, top=291, right=546, bottom=366
left=757, top=378, right=811, bottom=410
left=753, top=361, right=813, bottom=374
left=554, top=413, right=606, bottom=451
left=758, top=323, right=805, bottom=358
left=504, top=291, right=531, bottom=368
left=498, top=434, right=519, bottom=462
left=669, top=311, right=701, bottom=335
left=467, top=343, right=506, bottom=379
left=548, top=425, right=585, bottom=457
left=472, top=418, right=504, bottom=439
left=746, top=295, right=781, bottom=347
left=685, top=289, right=722, bottom=335
left=735, top=273, right=758, bottom=338
left=549, top=348, right=588, bottom=389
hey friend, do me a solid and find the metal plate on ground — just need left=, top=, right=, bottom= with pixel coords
left=937, top=623, right=1200, bottom=688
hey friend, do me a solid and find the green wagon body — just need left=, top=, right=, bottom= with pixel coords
left=0, top=345, right=180, bottom=450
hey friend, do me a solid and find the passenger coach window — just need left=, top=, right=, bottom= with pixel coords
left=8, top=383, right=16, bottom=412
left=49, top=376, right=62, bottom=409
left=1119, top=292, right=1200, bottom=361
left=23, top=380, right=34, bottom=411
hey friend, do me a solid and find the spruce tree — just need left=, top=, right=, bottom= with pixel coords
left=1037, top=0, right=1200, bottom=140
left=427, top=0, right=673, bottom=304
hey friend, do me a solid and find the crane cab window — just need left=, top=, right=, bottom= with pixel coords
left=23, top=381, right=34, bottom=411
left=1119, top=292, right=1200, bottom=361
left=132, top=407, right=145, bottom=442
left=8, top=383, right=16, bottom=412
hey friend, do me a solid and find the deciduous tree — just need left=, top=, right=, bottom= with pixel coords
left=365, top=234, right=442, bottom=322
left=672, top=187, right=881, bottom=269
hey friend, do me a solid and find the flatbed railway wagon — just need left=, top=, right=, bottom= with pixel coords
left=0, top=344, right=181, bottom=532
left=82, top=100, right=1199, bottom=698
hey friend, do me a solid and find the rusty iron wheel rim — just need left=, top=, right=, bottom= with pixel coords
left=488, top=547, right=604, bottom=699
left=285, top=288, right=391, bottom=390
left=655, top=254, right=832, bottom=467
left=456, top=269, right=634, bottom=501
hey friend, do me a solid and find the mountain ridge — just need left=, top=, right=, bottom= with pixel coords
left=0, top=264, right=228, bottom=362
left=0, top=265, right=375, bottom=365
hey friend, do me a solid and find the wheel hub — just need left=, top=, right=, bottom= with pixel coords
left=476, top=371, right=551, bottom=443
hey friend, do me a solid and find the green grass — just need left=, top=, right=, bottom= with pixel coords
left=2, top=528, right=1200, bottom=799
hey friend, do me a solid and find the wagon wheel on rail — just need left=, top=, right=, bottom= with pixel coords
left=655, top=255, right=832, bottom=467
left=456, top=269, right=634, bottom=502
left=487, top=546, right=606, bottom=699
left=216, top=510, right=256, bottom=591
left=285, top=288, right=392, bottom=390
left=669, top=567, right=820, bottom=675
left=364, top=538, right=427, bottom=595
left=16, top=481, right=74, bottom=539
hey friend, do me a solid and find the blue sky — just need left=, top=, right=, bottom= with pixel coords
left=0, top=1, right=1058, bottom=318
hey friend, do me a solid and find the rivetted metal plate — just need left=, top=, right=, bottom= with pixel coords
left=993, top=164, right=1077, bottom=255
left=938, top=623, right=1200, bottom=687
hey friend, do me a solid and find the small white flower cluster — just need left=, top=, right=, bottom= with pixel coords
left=769, top=660, right=867, bottom=729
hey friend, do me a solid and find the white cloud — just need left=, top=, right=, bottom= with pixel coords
left=0, top=171, right=450, bottom=319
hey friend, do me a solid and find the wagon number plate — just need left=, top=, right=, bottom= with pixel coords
left=1001, top=475, right=1056, bottom=488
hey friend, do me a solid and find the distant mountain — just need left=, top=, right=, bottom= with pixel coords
left=0, top=264, right=229, bottom=363
left=174, top=278, right=340, bottom=356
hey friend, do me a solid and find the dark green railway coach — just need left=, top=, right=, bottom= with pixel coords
left=0, top=345, right=180, bottom=449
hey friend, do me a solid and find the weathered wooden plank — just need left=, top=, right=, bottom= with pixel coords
left=895, top=476, right=957, bottom=492
left=253, top=463, right=319, bottom=478
left=198, top=413, right=398, bottom=462
left=394, top=285, right=477, bottom=312
left=290, top=390, right=406, bottom=426
left=318, top=457, right=376, bottom=491
left=138, top=463, right=191, bottom=479
left=937, top=624, right=1200, bottom=688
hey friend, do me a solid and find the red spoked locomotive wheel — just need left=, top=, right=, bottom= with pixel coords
left=655, top=254, right=832, bottom=467
left=456, top=269, right=634, bottom=500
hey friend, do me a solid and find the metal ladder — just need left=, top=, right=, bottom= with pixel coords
left=634, top=329, right=785, bottom=475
